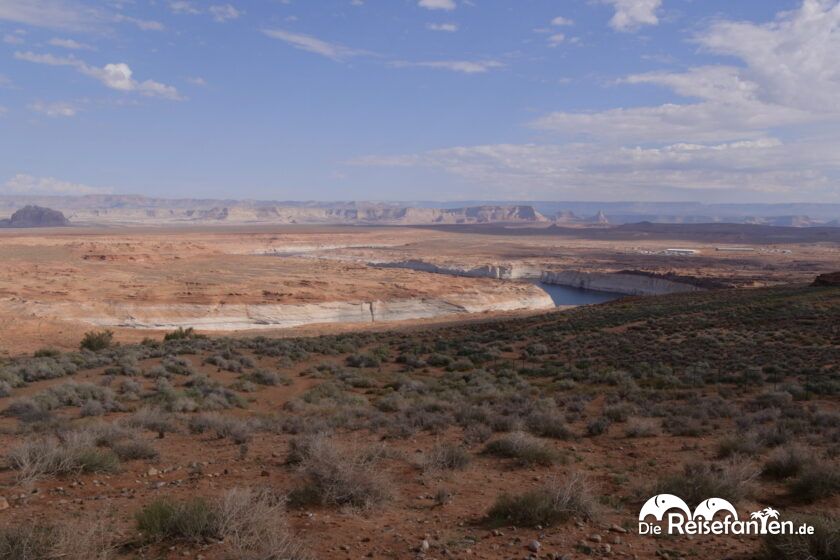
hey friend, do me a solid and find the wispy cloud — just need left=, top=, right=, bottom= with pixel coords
left=418, top=0, right=456, bottom=11
left=3, top=173, right=111, bottom=195
left=15, top=51, right=183, bottom=100
left=392, top=59, right=504, bottom=74
left=0, top=0, right=102, bottom=31
left=28, top=100, right=78, bottom=117
left=427, top=22, right=458, bottom=32
left=604, top=0, right=662, bottom=32
left=48, top=37, right=93, bottom=50
left=262, top=29, right=368, bottom=61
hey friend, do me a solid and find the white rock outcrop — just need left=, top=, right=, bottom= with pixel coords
left=540, top=270, right=701, bottom=296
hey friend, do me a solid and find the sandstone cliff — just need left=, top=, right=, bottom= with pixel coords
left=540, top=270, right=702, bottom=296
left=0, top=206, right=70, bottom=228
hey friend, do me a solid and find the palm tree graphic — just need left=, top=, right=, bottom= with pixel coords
left=750, top=507, right=780, bottom=533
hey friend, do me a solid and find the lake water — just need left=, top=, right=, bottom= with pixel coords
left=535, top=282, right=625, bottom=306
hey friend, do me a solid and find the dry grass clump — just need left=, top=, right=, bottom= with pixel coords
left=422, top=442, right=471, bottom=472
left=761, top=515, right=839, bottom=560
left=0, top=511, right=115, bottom=560
left=624, top=418, right=659, bottom=438
left=6, top=431, right=120, bottom=483
left=485, top=472, right=598, bottom=527
left=789, top=461, right=840, bottom=503
left=137, top=488, right=308, bottom=559
left=482, top=431, right=561, bottom=466
left=650, top=461, right=758, bottom=506
left=286, top=434, right=392, bottom=509
left=762, top=445, right=812, bottom=480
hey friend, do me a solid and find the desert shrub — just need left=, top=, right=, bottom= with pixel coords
left=624, top=418, right=659, bottom=438
left=586, top=416, right=612, bottom=436
left=717, top=433, right=762, bottom=459
left=761, top=515, right=840, bottom=560
left=215, top=488, right=309, bottom=560
left=122, top=407, right=177, bottom=435
left=136, top=498, right=218, bottom=542
left=80, top=399, right=106, bottom=417
left=762, top=446, right=812, bottom=480
left=244, top=369, right=290, bottom=386
left=345, top=353, right=379, bottom=368
left=163, top=327, right=205, bottom=341
left=526, top=411, right=572, bottom=439
left=7, top=432, right=120, bottom=482
left=651, top=462, right=757, bottom=506
left=789, top=462, right=840, bottom=503
left=80, top=330, right=114, bottom=352
left=188, top=414, right=253, bottom=444
left=485, top=472, right=598, bottom=527
left=0, top=381, right=12, bottom=397
left=0, top=526, right=57, bottom=560
left=287, top=434, right=392, bottom=509
left=603, top=402, right=634, bottom=422
left=0, top=515, right=114, bottom=560
left=112, top=439, right=159, bottom=461
left=483, top=432, right=560, bottom=466
left=422, top=443, right=471, bottom=472
left=463, top=424, right=493, bottom=444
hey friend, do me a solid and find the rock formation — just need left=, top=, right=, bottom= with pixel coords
left=0, top=205, right=70, bottom=228
left=540, top=270, right=701, bottom=296
left=812, top=271, right=840, bottom=287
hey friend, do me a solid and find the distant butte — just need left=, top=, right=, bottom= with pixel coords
left=0, top=205, right=70, bottom=228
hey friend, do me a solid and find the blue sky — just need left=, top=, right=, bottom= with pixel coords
left=1, top=0, right=838, bottom=202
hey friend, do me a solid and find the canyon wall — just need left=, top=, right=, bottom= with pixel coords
left=540, top=270, right=702, bottom=296
left=10, top=290, right=554, bottom=332
left=371, top=260, right=543, bottom=280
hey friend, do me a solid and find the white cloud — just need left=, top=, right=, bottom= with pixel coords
left=48, top=37, right=92, bottom=50
left=262, top=29, right=367, bottom=61
left=551, top=16, right=573, bottom=26
left=209, top=4, right=241, bottom=22
left=186, top=76, right=207, bottom=86
left=169, top=1, right=200, bottom=15
left=3, top=32, right=24, bottom=44
left=353, top=138, right=834, bottom=198
left=356, top=1, right=840, bottom=200
left=605, top=0, right=662, bottom=32
left=28, top=100, right=78, bottom=117
left=2, top=173, right=111, bottom=195
left=0, top=0, right=101, bottom=31
left=15, top=51, right=183, bottom=100
left=547, top=33, right=565, bottom=46
left=418, top=0, right=456, bottom=11
left=113, top=14, right=164, bottom=31
left=427, top=22, right=458, bottom=32
left=392, top=60, right=504, bottom=74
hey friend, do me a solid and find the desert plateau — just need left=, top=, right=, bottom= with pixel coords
left=3, top=1, right=840, bottom=559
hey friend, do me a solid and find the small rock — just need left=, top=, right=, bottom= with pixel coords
left=419, top=539, right=430, bottom=553
left=609, top=524, right=628, bottom=533
left=147, top=467, right=159, bottom=476
left=528, top=540, right=541, bottom=553
left=589, top=534, right=602, bottom=543
left=0, top=497, right=8, bottom=511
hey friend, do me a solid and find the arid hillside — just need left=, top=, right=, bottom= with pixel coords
left=0, top=283, right=838, bottom=559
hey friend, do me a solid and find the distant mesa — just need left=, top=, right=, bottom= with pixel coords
left=812, top=271, right=840, bottom=287
left=551, top=209, right=609, bottom=225
left=0, top=205, right=70, bottom=228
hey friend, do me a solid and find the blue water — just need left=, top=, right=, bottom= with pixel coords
left=535, top=282, right=624, bottom=306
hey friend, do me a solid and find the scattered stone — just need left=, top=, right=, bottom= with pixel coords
left=609, top=524, right=628, bottom=533
left=527, top=540, right=541, bottom=552
left=589, top=534, right=602, bottom=543
left=147, top=467, right=159, bottom=476
left=0, top=497, right=9, bottom=511
left=419, top=539, right=430, bottom=553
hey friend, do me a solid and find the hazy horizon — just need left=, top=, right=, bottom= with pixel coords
left=2, top=0, right=840, bottom=203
